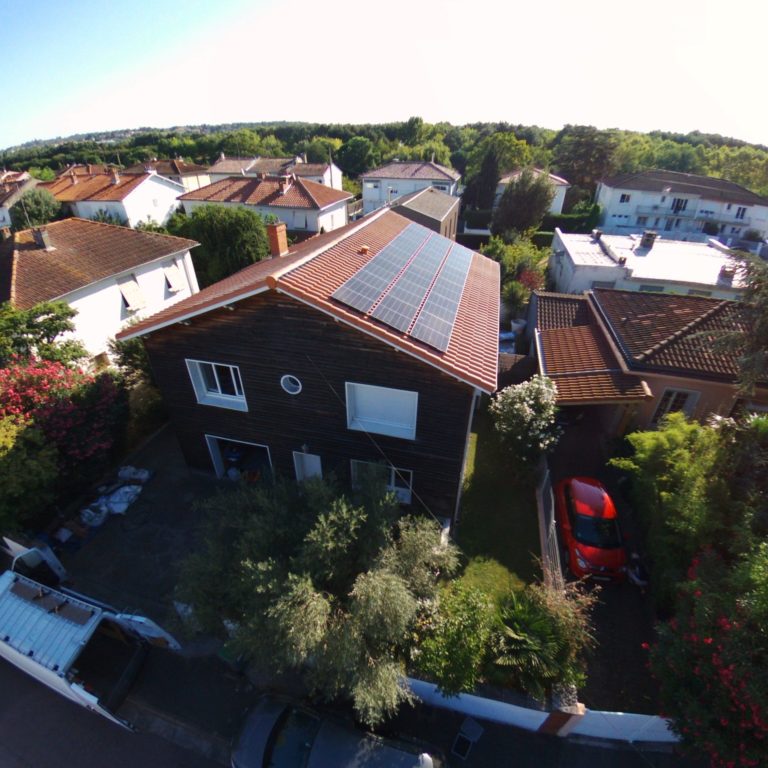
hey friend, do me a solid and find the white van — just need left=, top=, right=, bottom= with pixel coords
left=0, top=569, right=179, bottom=729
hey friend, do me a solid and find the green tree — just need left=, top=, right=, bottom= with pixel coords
left=481, top=236, right=548, bottom=317
left=733, top=254, right=768, bottom=393
left=297, top=136, right=343, bottom=163
left=9, top=188, right=61, bottom=230
left=167, top=205, right=270, bottom=286
left=337, top=136, right=379, bottom=177
left=0, top=301, right=86, bottom=367
left=489, top=376, right=560, bottom=463
left=27, top=167, right=56, bottom=181
left=466, top=133, right=532, bottom=179
left=552, top=125, right=618, bottom=192
left=491, top=168, right=555, bottom=238
left=463, top=147, right=499, bottom=210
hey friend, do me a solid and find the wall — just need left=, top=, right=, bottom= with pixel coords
left=143, top=291, right=476, bottom=520
left=121, top=175, right=184, bottom=227
left=71, top=199, right=129, bottom=224
left=178, top=173, right=210, bottom=193
left=393, top=203, right=460, bottom=240
left=362, top=178, right=459, bottom=214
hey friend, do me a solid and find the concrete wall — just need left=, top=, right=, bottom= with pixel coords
left=362, top=177, right=459, bottom=214
left=122, top=175, right=184, bottom=226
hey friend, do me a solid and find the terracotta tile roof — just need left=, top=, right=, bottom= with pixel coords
left=534, top=291, right=591, bottom=329
left=362, top=161, right=460, bottom=182
left=391, top=187, right=460, bottom=222
left=41, top=172, right=157, bottom=203
left=208, top=156, right=332, bottom=178
left=122, top=159, right=208, bottom=176
left=119, top=210, right=500, bottom=393
left=539, top=324, right=649, bottom=404
left=0, top=218, right=198, bottom=309
left=54, top=164, right=114, bottom=178
left=179, top=175, right=350, bottom=210
left=591, top=289, right=749, bottom=380
left=207, top=156, right=257, bottom=174
left=599, top=169, right=768, bottom=206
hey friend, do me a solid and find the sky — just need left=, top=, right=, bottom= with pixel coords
left=2, top=0, right=767, bottom=151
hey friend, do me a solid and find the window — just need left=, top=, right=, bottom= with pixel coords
left=365, top=181, right=379, bottom=190
left=651, top=388, right=699, bottom=425
left=350, top=460, right=413, bottom=504
left=736, top=206, right=747, bottom=220
left=638, top=284, right=664, bottom=292
left=345, top=382, right=418, bottom=440
left=280, top=374, right=302, bottom=395
left=591, top=280, right=616, bottom=289
left=619, top=193, right=631, bottom=203
left=163, top=260, right=185, bottom=293
left=636, top=216, right=648, bottom=226
left=660, top=195, right=666, bottom=203
left=672, top=198, right=688, bottom=213
left=186, top=359, right=247, bottom=411
left=294, top=211, right=307, bottom=229
left=433, top=184, right=448, bottom=192
left=726, top=203, right=732, bottom=211
left=687, top=289, right=712, bottom=297
left=731, top=227, right=741, bottom=234
left=293, top=451, right=322, bottom=481
left=118, top=274, right=146, bottom=312
left=654, top=218, right=660, bottom=227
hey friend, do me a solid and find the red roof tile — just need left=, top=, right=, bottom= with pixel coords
left=0, top=218, right=198, bottom=308
left=41, top=173, right=160, bottom=203
left=123, top=159, right=208, bottom=176
left=119, top=210, right=500, bottom=393
left=179, top=175, right=350, bottom=210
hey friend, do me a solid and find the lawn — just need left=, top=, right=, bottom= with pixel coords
left=456, top=400, right=541, bottom=584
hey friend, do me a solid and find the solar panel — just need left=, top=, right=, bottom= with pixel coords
left=331, top=225, right=428, bottom=313
left=370, top=234, right=451, bottom=332
left=409, top=243, right=474, bottom=352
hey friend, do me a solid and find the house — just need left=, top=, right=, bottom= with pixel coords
left=595, top=169, right=768, bottom=243
left=178, top=174, right=352, bottom=234
left=530, top=288, right=768, bottom=434
left=549, top=228, right=746, bottom=300
left=208, top=154, right=343, bottom=190
left=122, top=158, right=210, bottom=192
left=390, top=187, right=460, bottom=240
left=54, top=164, right=116, bottom=178
left=360, top=162, right=461, bottom=215
left=0, top=218, right=199, bottom=361
left=40, top=169, right=184, bottom=227
left=0, top=171, right=37, bottom=230
left=495, top=168, right=570, bottom=214
left=116, top=211, right=500, bottom=522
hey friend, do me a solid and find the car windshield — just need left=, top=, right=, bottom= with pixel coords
left=573, top=513, right=622, bottom=549
left=265, top=709, right=321, bottom=768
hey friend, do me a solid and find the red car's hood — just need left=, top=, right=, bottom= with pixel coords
left=575, top=542, right=627, bottom=570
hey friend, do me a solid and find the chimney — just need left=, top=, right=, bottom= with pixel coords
left=267, top=222, right=289, bottom=258
left=1, top=227, right=11, bottom=241
left=33, top=227, right=52, bottom=250
left=278, top=175, right=291, bottom=195
left=640, top=230, right=657, bottom=249
left=110, top=168, right=120, bottom=185
left=69, top=170, right=77, bottom=184
left=591, top=228, right=602, bottom=241
left=719, top=264, right=736, bottom=282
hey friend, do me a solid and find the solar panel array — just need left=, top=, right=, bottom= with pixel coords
left=331, top=223, right=474, bottom=353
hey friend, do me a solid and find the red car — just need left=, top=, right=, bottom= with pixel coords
left=554, top=477, right=627, bottom=581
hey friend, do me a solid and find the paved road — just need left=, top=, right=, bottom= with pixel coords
left=0, top=660, right=221, bottom=768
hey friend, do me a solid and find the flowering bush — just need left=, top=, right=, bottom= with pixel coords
left=489, top=375, right=560, bottom=463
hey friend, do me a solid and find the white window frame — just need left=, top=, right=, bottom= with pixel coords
left=293, top=451, right=322, bottom=482
left=345, top=382, right=418, bottom=440
left=205, top=434, right=271, bottom=478
left=186, top=359, right=247, bottom=411
left=350, top=459, right=413, bottom=504
left=651, top=388, right=700, bottom=425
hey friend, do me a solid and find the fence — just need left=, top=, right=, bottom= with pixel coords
left=535, top=460, right=564, bottom=591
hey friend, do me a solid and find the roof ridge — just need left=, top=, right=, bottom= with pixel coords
left=635, top=299, right=732, bottom=361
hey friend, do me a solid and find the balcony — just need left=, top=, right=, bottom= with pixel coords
left=635, top=205, right=696, bottom=219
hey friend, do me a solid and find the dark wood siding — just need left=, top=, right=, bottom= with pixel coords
left=393, top=204, right=460, bottom=240
left=143, top=291, right=476, bottom=519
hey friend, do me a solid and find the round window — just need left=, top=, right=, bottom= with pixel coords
left=280, top=374, right=302, bottom=395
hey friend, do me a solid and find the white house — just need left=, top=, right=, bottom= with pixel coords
left=0, top=218, right=199, bottom=361
left=549, top=228, right=746, bottom=300
left=0, top=171, right=37, bottom=230
left=122, top=158, right=210, bottom=193
left=360, top=161, right=461, bottom=215
left=208, top=154, right=344, bottom=190
left=179, top=174, right=352, bottom=233
left=595, top=169, right=768, bottom=243
left=41, top=170, right=184, bottom=227
left=495, top=168, right=570, bottom=214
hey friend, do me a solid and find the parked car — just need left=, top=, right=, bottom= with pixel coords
left=554, top=476, right=627, bottom=581
left=231, top=695, right=439, bottom=768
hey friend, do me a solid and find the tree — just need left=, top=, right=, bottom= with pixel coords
left=0, top=301, right=86, bottom=367
left=491, top=168, right=555, bottom=237
left=336, top=136, right=379, bottom=178
left=9, top=188, right=61, bottom=230
left=167, top=205, right=270, bottom=287
left=552, top=125, right=618, bottom=192
left=465, top=133, right=532, bottom=180
left=463, top=147, right=500, bottom=211
left=489, top=376, right=560, bottom=463
left=179, top=479, right=460, bottom=726
left=481, top=236, right=548, bottom=317
left=733, top=254, right=768, bottom=393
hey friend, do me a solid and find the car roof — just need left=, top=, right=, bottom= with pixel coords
left=566, top=477, right=617, bottom=520
left=231, top=697, right=287, bottom=768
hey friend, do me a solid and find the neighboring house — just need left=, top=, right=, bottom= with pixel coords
left=41, top=170, right=184, bottom=227
left=54, top=164, right=115, bottom=178
left=549, top=228, right=746, bottom=300
left=360, top=162, right=461, bottom=215
left=117, top=210, right=499, bottom=522
left=0, top=171, right=37, bottom=230
left=0, top=218, right=199, bottom=361
left=179, top=174, right=352, bottom=234
left=495, top=168, right=570, bottom=214
left=595, top=169, right=768, bottom=242
left=390, top=187, right=460, bottom=240
left=122, top=158, right=210, bottom=192
left=208, top=154, right=343, bottom=190
left=530, top=288, right=768, bottom=434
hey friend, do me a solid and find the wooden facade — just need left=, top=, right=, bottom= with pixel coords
left=144, top=291, right=477, bottom=520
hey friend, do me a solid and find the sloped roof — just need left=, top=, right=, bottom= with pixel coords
left=178, top=175, right=350, bottom=210
left=41, top=172, right=176, bottom=203
left=122, top=159, right=208, bottom=176
left=499, top=168, right=570, bottom=186
left=361, top=161, right=460, bottom=182
left=207, top=156, right=332, bottom=178
left=119, top=210, right=500, bottom=393
left=0, top=176, right=36, bottom=208
left=0, top=218, right=198, bottom=308
left=391, top=187, right=460, bottom=222
left=599, top=169, right=768, bottom=206
left=535, top=291, right=591, bottom=330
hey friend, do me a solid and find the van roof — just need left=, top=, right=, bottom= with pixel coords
left=0, top=571, right=103, bottom=674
